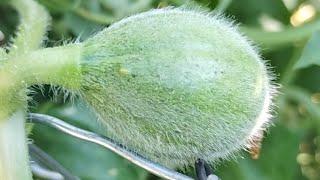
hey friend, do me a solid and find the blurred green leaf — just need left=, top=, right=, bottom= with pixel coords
left=0, top=5, right=18, bottom=44
left=215, top=0, right=232, bottom=12
left=227, top=0, right=290, bottom=26
left=294, top=31, right=320, bottom=69
left=37, top=0, right=80, bottom=13
left=0, top=0, right=10, bottom=5
left=100, top=0, right=152, bottom=18
left=295, top=66, right=320, bottom=92
left=63, top=13, right=103, bottom=40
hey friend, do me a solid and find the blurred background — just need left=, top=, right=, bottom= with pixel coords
left=1, top=0, right=320, bottom=179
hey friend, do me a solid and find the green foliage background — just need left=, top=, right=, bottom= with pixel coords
left=1, top=0, right=320, bottom=179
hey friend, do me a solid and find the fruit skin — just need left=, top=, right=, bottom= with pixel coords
left=79, top=8, right=275, bottom=167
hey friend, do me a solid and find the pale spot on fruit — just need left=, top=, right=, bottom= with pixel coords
left=119, top=68, right=129, bottom=75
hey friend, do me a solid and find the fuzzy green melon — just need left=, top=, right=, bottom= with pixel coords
left=77, top=9, right=275, bottom=167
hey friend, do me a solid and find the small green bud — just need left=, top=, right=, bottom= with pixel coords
left=78, top=8, right=275, bottom=167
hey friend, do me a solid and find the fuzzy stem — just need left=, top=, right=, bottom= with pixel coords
left=0, top=44, right=82, bottom=179
left=0, top=111, right=32, bottom=180
left=9, top=0, right=50, bottom=56
left=0, top=43, right=82, bottom=121
left=1, top=44, right=82, bottom=89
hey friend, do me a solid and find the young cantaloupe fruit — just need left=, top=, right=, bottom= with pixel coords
left=78, top=8, right=275, bottom=167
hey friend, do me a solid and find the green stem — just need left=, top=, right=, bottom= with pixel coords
left=0, top=44, right=82, bottom=179
left=9, top=0, right=50, bottom=56
left=0, top=111, right=32, bottom=180
left=1, top=44, right=82, bottom=89
left=0, top=44, right=81, bottom=123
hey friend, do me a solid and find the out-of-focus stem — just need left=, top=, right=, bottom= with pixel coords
left=0, top=111, right=32, bottom=180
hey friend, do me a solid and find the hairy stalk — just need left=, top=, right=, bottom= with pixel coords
left=0, top=44, right=81, bottom=120
left=0, top=44, right=81, bottom=179
left=1, top=44, right=81, bottom=90
left=0, top=111, right=32, bottom=180
left=9, top=0, right=50, bottom=56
